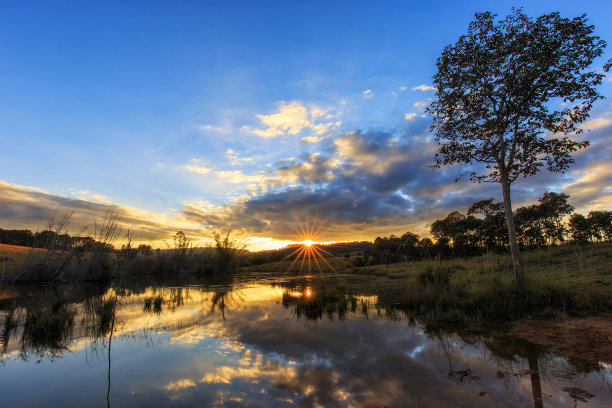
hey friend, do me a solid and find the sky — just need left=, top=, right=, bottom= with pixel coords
left=1, top=0, right=611, bottom=250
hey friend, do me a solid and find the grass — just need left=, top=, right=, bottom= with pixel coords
left=371, top=243, right=612, bottom=324
left=1, top=244, right=39, bottom=278
left=244, top=255, right=353, bottom=274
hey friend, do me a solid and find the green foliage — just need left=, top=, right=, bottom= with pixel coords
left=417, top=262, right=464, bottom=287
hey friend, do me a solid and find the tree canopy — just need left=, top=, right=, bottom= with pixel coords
left=428, top=9, right=610, bottom=183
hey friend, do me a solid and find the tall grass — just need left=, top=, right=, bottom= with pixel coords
left=20, top=212, right=75, bottom=282
left=378, top=251, right=610, bottom=324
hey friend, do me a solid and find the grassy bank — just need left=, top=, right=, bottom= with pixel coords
left=373, top=243, right=612, bottom=324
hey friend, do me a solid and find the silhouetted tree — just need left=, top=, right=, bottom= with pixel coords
left=427, top=9, right=610, bottom=285
left=569, top=213, right=592, bottom=245
left=537, top=192, right=574, bottom=245
left=467, top=198, right=506, bottom=250
left=587, top=210, right=612, bottom=242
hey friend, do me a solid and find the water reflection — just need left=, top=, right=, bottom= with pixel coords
left=0, top=278, right=610, bottom=407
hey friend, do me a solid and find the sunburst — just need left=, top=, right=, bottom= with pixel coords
left=277, top=217, right=337, bottom=274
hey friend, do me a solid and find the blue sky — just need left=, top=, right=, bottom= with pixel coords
left=1, top=1, right=611, bottom=249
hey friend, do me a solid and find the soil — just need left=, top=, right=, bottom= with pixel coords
left=510, top=313, right=612, bottom=363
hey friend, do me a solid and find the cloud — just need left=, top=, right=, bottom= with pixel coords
left=301, top=136, right=323, bottom=143
left=242, top=101, right=340, bottom=138
left=413, top=99, right=431, bottom=111
left=362, top=90, right=374, bottom=98
left=582, top=112, right=611, bottom=130
left=163, top=379, right=196, bottom=391
left=0, top=180, right=206, bottom=244
left=225, top=149, right=255, bottom=166
left=412, top=84, right=436, bottom=92
left=199, top=124, right=230, bottom=134
left=404, top=113, right=425, bottom=121
left=178, top=128, right=473, bottom=240
left=184, top=159, right=212, bottom=174
left=69, top=189, right=112, bottom=204
left=4, top=109, right=611, bottom=248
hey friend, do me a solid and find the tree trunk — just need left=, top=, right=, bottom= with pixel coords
left=500, top=171, right=524, bottom=285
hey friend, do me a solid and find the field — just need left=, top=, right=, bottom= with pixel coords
left=0, top=244, right=40, bottom=276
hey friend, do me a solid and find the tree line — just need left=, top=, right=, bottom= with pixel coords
left=0, top=228, right=154, bottom=254
left=365, top=192, right=611, bottom=266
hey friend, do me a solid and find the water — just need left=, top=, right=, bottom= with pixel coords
left=1, top=274, right=610, bottom=407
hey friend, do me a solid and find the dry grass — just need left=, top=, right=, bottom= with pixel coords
left=1, top=244, right=41, bottom=274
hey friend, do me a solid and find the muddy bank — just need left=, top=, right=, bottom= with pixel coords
left=510, top=313, right=612, bottom=364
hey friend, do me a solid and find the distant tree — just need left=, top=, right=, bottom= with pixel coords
left=400, top=232, right=421, bottom=261
left=431, top=211, right=481, bottom=257
left=427, top=9, right=610, bottom=284
left=467, top=198, right=506, bottom=250
left=514, top=204, right=546, bottom=249
left=173, top=231, right=189, bottom=267
left=137, top=244, right=153, bottom=256
left=568, top=213, right=592, bottom=245
left=416, top=237, right=434, bottom=259
left=537, top=192, right=574, bottom=245
left=587, top=210, right=612, bottom=242
left=0, top=228, right=34, bottom=246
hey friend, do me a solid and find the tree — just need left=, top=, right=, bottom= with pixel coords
left=173, top=231, right=189, bottom=267
left=568, top=213, right=592, bottom=244
left=587, top=210, right=612, bottom=242
left=537, top=192, right=574, bottom=245
left=427, top=9, right=610, bottom=285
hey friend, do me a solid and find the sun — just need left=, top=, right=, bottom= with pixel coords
left=274, top=217, right=337, bottom=274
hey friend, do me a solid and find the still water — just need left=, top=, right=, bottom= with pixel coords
left=1, top=274, right=610, bottom=407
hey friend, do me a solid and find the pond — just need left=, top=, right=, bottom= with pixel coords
left=1, top=273, right=610, bottom=407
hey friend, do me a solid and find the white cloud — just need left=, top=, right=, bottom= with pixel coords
left=243, top=101, right=340, bottom=138
left=199, top=124, right=230, bottom=134
left=363, top=89, right=374, bottom=98
left=583, top=113, right=611, bottom=130
left=69, top=189, right=112, bottom=204
left=404, top=113, right=425, bottom=121
left=412, top=84, right=436, bottom=92
left=184, top=159, right=212, bottom=174
left=413, top=99, right=432, bottom=112
left=225, top=149, right=255, bottom=166
left=301, top=136, right=322, bottom=143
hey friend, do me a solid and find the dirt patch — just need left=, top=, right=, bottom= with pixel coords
left=510, top=313, right=612, bottom=363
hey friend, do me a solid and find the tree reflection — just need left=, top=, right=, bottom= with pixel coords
left=281, top=286, right=357, bottom=321
left=209, top=288, right=243, bottom=320
left=19, top=304, right=76, bottom=360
